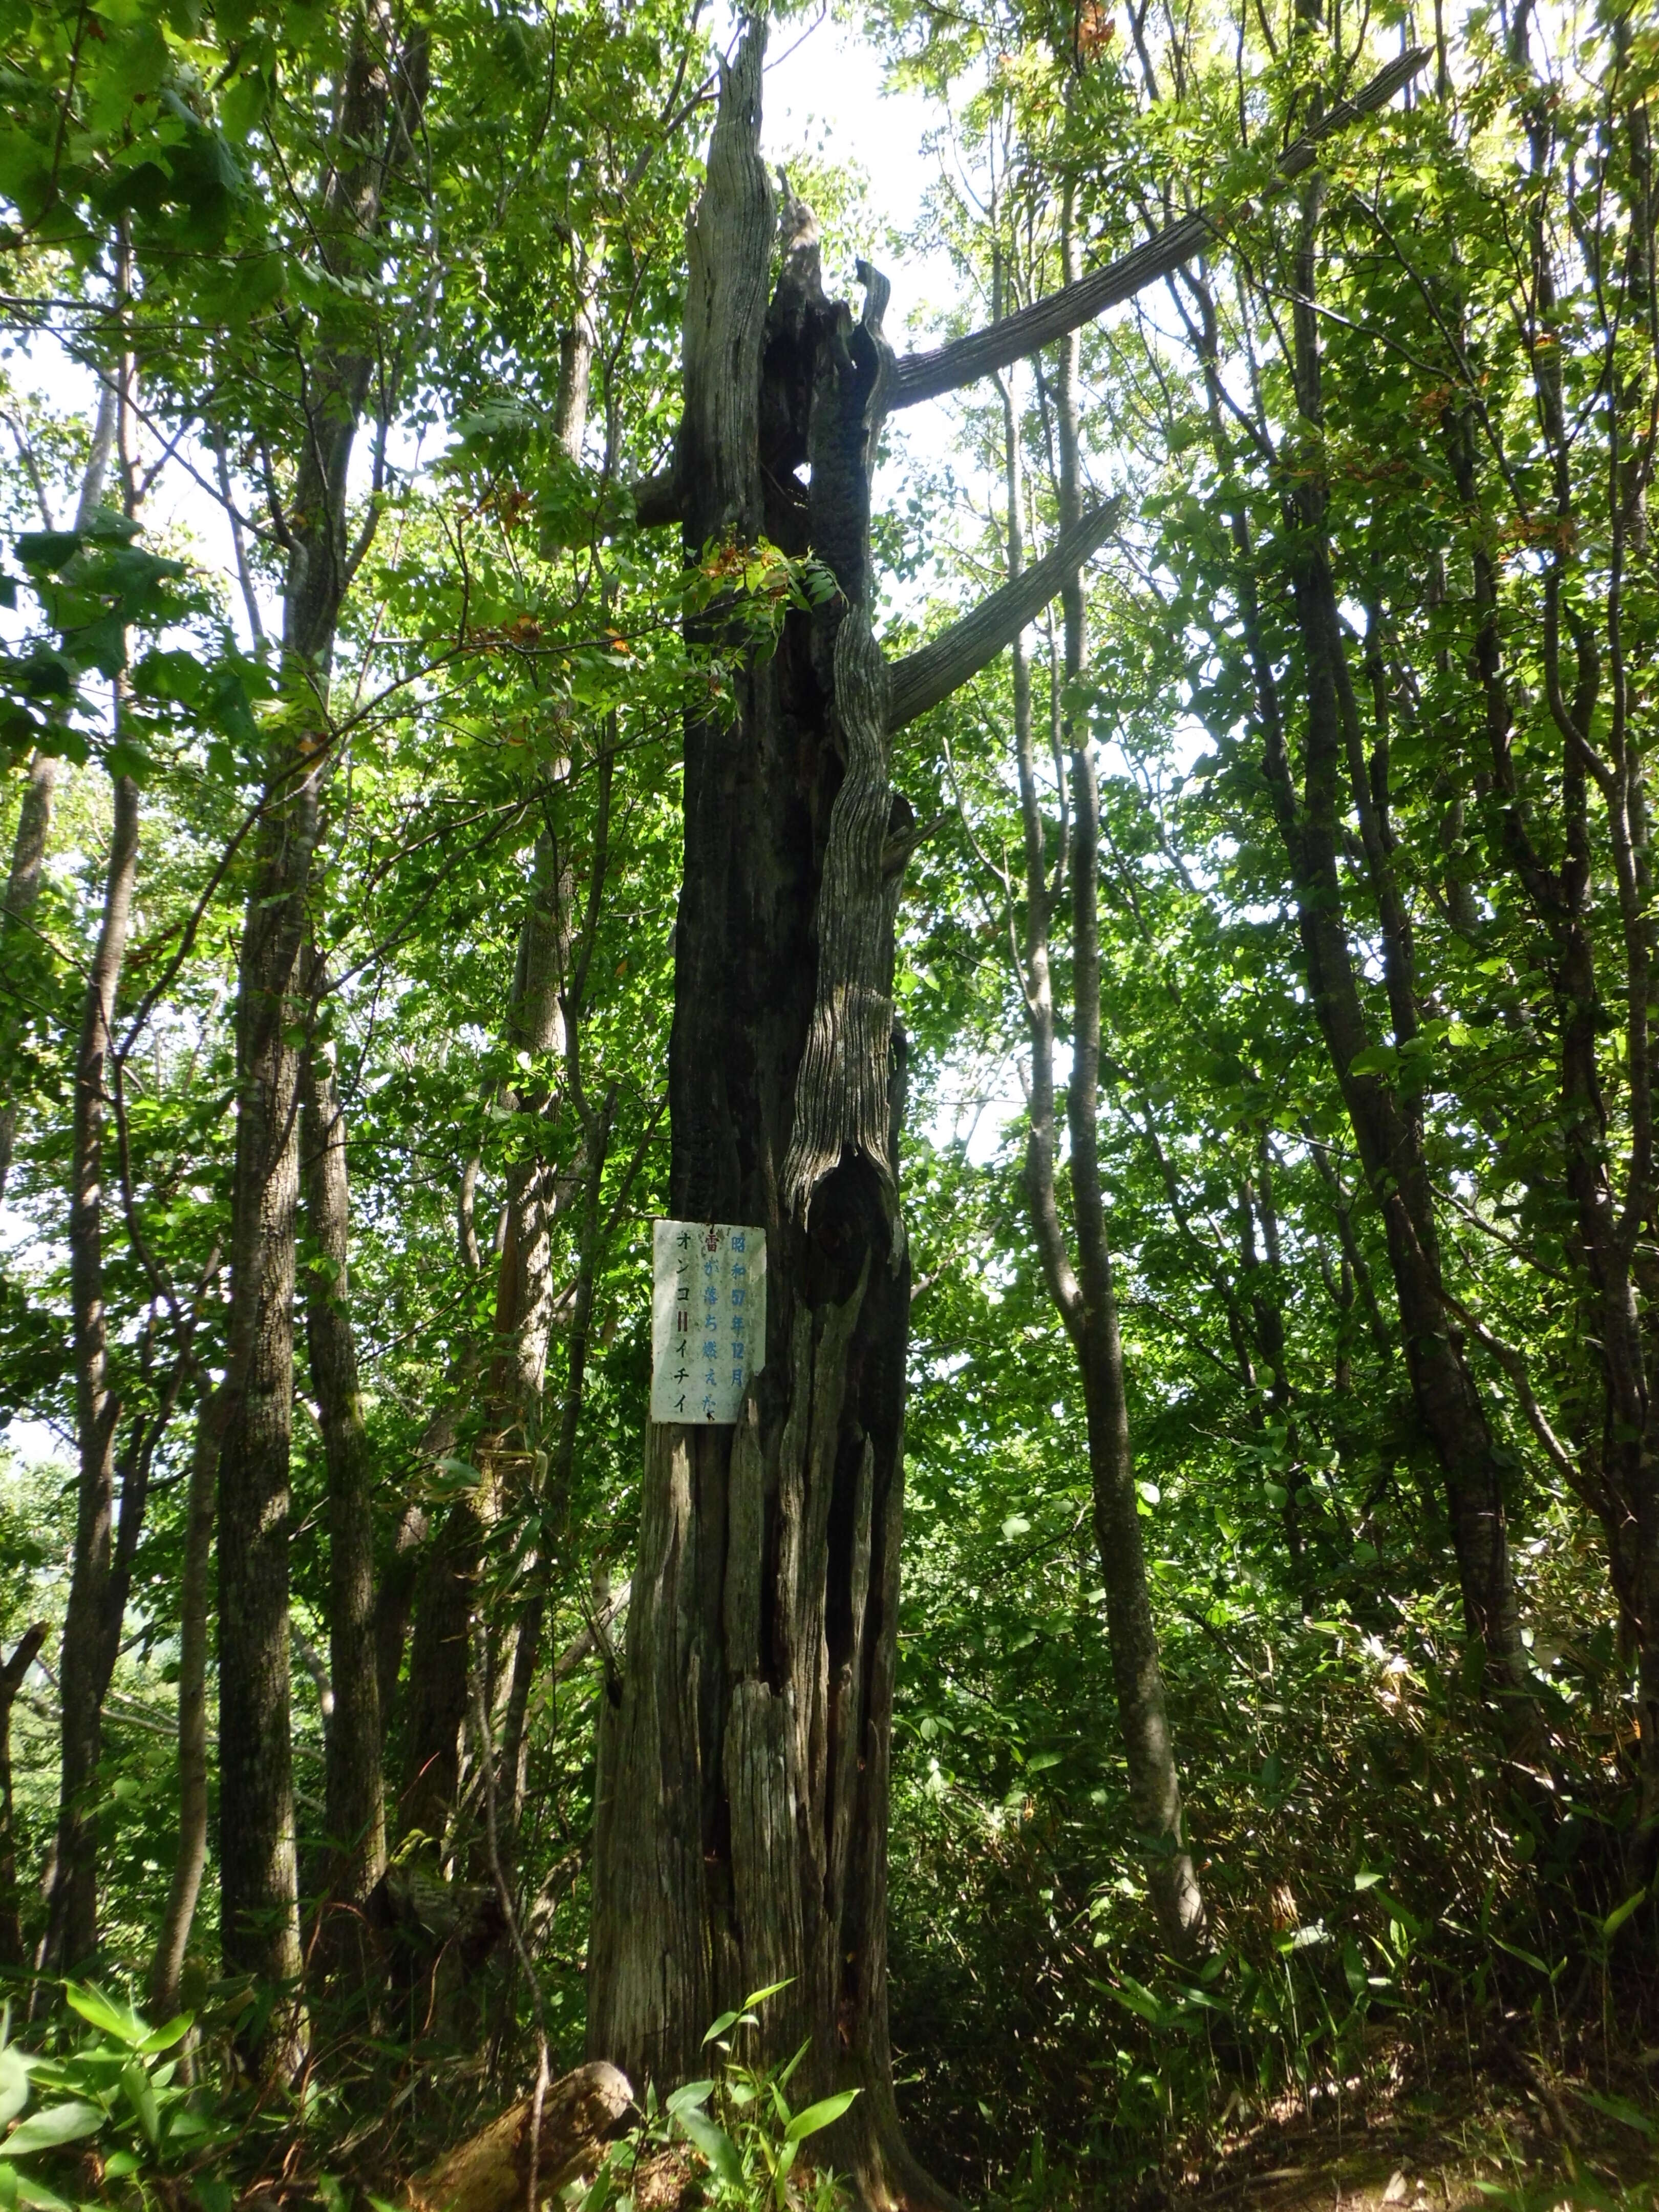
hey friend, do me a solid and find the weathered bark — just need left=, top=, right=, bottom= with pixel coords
left=586, top=37, right=944, bottom=2209
left=401, top=2061, right=631, bottom=2212
left=48, top=757, right=140, bottom=1971
left=0, top=1625, right=47, bottom=1969
left=149, top=1381, right=227, bottom=2017
left=301, top=978, right=386, bottom=1910
left=216, top=2, right=428, bottom=2025
left=885, top=499, right=1121, bottom=733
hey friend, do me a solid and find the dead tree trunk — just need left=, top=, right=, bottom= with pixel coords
left=586, top=30, right=942, bottom=2208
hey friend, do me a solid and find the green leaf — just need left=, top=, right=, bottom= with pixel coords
left=1573, top=2085, right=1654, bottom=2139
left=738, top=1979, right=794, bottom=2011
left=1096, top=1975, right=1173, bottom=2029
left=664, top=2080, right=713, bottom=2116
left=63, top=1987, right=143, bottom=2047
left=5, top=2101, right=102, bottom=2155
left=1342, top=1938, right=1367, bottom=1999
left=10, top=2173, right=71, bottom=2212
left=675, top=2110, right=743, bottom=2187
left=0, top=2053, right=28, bottom=2132
left=1602, top=1889, right=1647, bottom=1940
left=14, top=534, right=82, bottom=576
left=133, top=2015, right=191, bottom=2057
left=783, top=2089, right=859, bottom=2143
left=1347, top=1043, right=1398, bottom=1078
left=119, top=2063, right=158, bottom=2150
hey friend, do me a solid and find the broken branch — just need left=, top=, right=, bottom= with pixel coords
left=886, top=498, right=1124, bottom=732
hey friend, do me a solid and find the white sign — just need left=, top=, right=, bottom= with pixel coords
left=650, top=1220, right=767, bottom=1424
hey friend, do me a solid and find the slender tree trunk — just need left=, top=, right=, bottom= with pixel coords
left=399, top=823, right=576, bottom=1848
left=398, top=1501, right=479, bottom=1851
left=587, top=37, right=945, bottom=2207
left=496, top=747, right=621, bottom=1829
left=497, top=1084, right=612, bottom=1826
left=374, top=1494, right=428, bottom=1745
left=994, top=228, right=1201, bottom=1951
left=1276, top=179, right=1536, bottom=1746
left=300, top=967, right=386, bottom=1912
left=0, top=1625, right=47, bottom=1969
left=218, top=760, right=313, bottom=2003
left=149, top=1381, right=226, bottom=2017
left=1052, top=192, right=1204, bottom=1953
left=216, top=7, right=427, bottom=2029
left=0, top=756, right=60, bottom=1201
left=1174, top=250, right=1538, bottom=1747
left=49, top=758, right=140, bottom=1970
left=0, top=380, right=119, bottom=1198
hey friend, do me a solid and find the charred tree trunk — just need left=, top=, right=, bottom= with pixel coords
left=586, top=30, right=945, bottom=2208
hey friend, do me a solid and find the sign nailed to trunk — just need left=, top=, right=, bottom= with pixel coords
left=649, top=1220, right=768, bottom=1424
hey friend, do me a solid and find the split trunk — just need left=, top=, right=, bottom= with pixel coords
left=586, top=27, right=943, bottom=2209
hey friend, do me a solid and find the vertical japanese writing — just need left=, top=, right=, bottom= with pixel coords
left=650, top=1220, right=768, bottom=1422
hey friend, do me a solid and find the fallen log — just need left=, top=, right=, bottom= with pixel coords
left=402, top=2060, right=633, bottom=2212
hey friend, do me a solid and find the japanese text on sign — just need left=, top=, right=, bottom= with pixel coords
left=649, top=1220, right=768, bottom=1425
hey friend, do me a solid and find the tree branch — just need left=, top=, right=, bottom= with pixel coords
left=888, top=47, right=1429, bottom=411
left=886, top=498, right=1124, bottom=731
